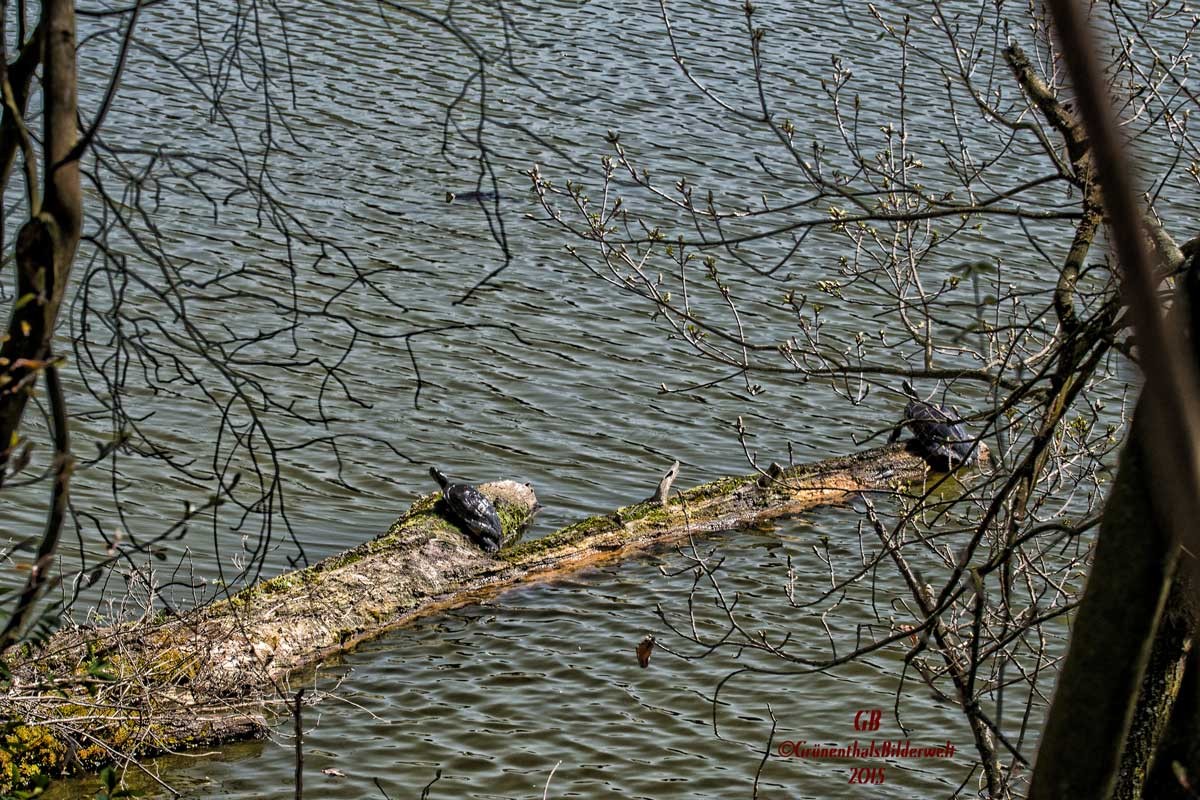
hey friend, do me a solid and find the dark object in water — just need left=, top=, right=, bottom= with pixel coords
left=429, top=467, right=503, bottom=553
left=888, top=381, right=978, bottom=471
left=444, top=190, right=502, bottom=203
left=636, top=634, right=656, bottom=668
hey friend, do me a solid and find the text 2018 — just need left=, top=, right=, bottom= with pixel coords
left=849, top=766, right=885, bottom=784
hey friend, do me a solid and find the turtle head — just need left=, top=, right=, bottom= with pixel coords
left=429, top=466, right=450, bottom=489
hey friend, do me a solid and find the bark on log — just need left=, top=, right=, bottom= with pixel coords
left=0, top=442, right=956, bottom=791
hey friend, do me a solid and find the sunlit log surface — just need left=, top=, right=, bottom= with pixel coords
left=0, top=441, right=968, bottom=790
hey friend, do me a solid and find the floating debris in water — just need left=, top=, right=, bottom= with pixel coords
left=636, top=633, right=656, bottom=668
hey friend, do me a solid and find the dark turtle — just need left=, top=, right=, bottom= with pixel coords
left=888, top=381, right=977, bottom=471
left=444, top=190, right=502, bottom=203
left=429, top=467, right=503, bottom=553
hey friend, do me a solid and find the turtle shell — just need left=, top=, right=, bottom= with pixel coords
left=444, top=483, right=503, bottom=553
left=902, top=398, right=976, bottom=471
left=429, top=467, right=503, bottom=553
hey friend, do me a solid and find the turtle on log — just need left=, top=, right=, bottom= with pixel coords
left=888, top=381, right=979, bottom=471
left=429, top=467, right=504, bottom=553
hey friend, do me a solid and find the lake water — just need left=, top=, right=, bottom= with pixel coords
left=6, top=0, right=1190, bottom=797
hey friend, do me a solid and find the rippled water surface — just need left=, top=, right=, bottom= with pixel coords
left=7, top=0, right=1187, bottom=797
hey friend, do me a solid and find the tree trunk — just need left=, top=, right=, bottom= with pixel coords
left=1030, top=412, right=1178, bottom=799
left=1143, top=645, right=1200, bottom=799
left=0, top=0, right=81, bottom=481
left=0, top=0, right=83, bottom=660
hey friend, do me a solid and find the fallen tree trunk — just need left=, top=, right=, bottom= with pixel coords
left=0, top=442, right=952, bottom=791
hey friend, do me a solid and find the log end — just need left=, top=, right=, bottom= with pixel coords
left=480, top=479, right=541, bottom=540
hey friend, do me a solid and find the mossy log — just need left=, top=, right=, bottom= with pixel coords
left=0, top=442, right=950, bottom=791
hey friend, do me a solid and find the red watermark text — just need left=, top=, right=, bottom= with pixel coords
left=776, top=738, right=956, bottom=760
left=776, top=709, right=958, bottom=785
